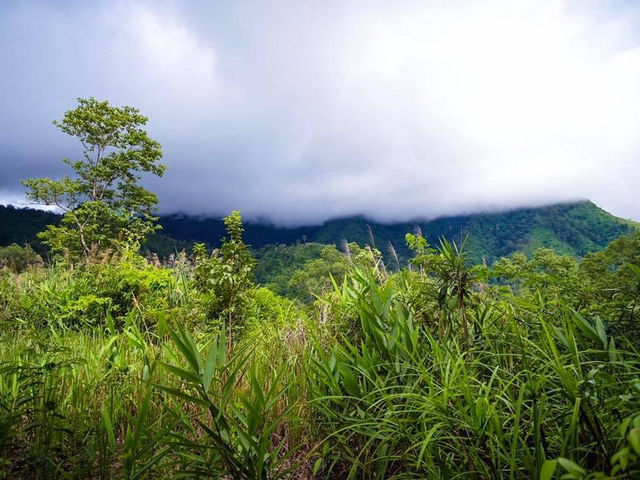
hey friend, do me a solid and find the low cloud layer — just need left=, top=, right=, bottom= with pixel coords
left=1, top=0, right=640, bottom=225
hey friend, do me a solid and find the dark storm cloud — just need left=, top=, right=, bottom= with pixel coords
left=1, top=0, right=640, bottom=224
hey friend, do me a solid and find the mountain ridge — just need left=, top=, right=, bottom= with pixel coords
left=1, top=200, right=636, bottom=263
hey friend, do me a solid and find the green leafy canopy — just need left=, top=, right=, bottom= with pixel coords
left=22, top=97, right=166, bottom=259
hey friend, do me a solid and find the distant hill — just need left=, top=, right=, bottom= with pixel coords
left=0, top=205, right=189, bottom=258
left=159, top=201, right=637, bottom=263
left=1, top=201, right=637, bottom=263
left=0, top=205, right=59, bottom=254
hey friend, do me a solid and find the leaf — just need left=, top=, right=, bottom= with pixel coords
left=182, top=328, right=203, bottom=374
left=313, top=458, right=323, bottom=475
left=595, top=318, right=607, bottom=349
left=154, top=385, right=210, bottom=407
left=628, top=428, right=640, bottom=455
left=626, top=263, right=640, bottom=277
left=557, top=457, right=586, bottom=476
left=203, top=336, right=220, bottom=391
left=102, top=407, right=116, bottom=451
left=540, top=459, right=557, bottom=480
left=570, top=310, right=600, bottom=345
left=106, top=310, right=116, bottom=336
left=162, top=362, right=202, bottom=385
left=142, top=364, right=150, bottom=382
left=130, top=445, right=171, bottom=480
left=165, top=325, right=201, bottom=375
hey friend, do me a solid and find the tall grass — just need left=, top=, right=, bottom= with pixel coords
left=307, top=268, right=640, bottom=478
left=1, top=246, right=640, bottom=478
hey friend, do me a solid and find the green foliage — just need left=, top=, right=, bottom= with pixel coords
left=1, top=222, right=640, bottom=478
left=308, top=268, right=640, bottom=479
left=140, top=233, right=190, bottom=260
left=581, top=230, right=640, bottom=339
left=491, top=248, right=581, bottom=301
left=405, top=231, right=439, bottom=271
left=287, top=245, right=352, bottom=303
left=403, top=234, right=480, bottom=337
left=0, top=243, right=40, bottom=273
left=0, top=327, right=169, bottom=479
left=157, top=322, right=299, bottom=479
left=194, top=211, right=256, bottom=335
left=253, top=242, right=327, bottom=296
left=22, top=98, right=166, bottom=259
left=284, top=243, right=384, bottom=303
left=0, top=252, right=198, bottom=330
left=253, top=242, right=385, bottom=303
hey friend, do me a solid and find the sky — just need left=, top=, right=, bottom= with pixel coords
left=1, top=0, right=640, bottom=225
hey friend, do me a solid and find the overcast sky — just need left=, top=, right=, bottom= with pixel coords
left=1, top=0, right=640, bottom=225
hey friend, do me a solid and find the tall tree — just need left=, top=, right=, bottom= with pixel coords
left=22, top=98, right=166, bottom=258
left=194, top=211, right=256, bottom=346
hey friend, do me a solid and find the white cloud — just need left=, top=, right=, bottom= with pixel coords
left=1, top=0, right=640, bottom=224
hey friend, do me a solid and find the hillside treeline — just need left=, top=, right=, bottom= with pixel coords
left=2, top=199, right=635, bottom=266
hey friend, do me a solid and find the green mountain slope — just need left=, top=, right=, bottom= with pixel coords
left=1, top=200, right=636, bottom=263
left=0, top=205, right=59, bottom=253
left=159, top=200, right=637, bottom=263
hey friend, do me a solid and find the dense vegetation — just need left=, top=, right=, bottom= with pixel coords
left=2, top=217, right=640, bottom=478
left=3, top=98, right=640, bottom=478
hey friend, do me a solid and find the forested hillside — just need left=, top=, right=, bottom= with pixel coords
left=161, top=201, right=636, bottom=262
left=0, top=205, right=59, bottom=253
left=3, top=200, right=635, bottom=263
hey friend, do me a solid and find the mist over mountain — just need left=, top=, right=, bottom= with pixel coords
left=2, top=1, right=640, bottom=223
left=157, top=200, right=636, bottom=262
left=3, top=200, right=635, bottom=265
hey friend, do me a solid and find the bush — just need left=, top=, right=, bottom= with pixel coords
left=0, top=243, right=41, bottom=273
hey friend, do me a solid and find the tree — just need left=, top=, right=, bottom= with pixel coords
left=194, top=211, right=256, bottom=344
left=287, top=245, right=351, bottom=303
left=22, top=97, right=166, bottom=259
left=581, top=230, right=640, bottom=335
left=405, top=233, right=477, bottom=342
